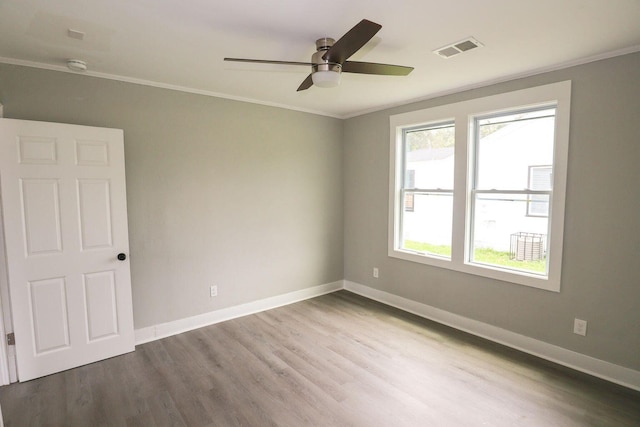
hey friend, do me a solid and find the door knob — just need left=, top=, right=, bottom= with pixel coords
left=117, top=253, right=127, bottom=261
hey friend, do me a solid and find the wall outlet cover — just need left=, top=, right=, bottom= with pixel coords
left=573, top=318, right=587, bottom=336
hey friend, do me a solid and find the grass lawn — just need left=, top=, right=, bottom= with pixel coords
left=403, top=240, right=546, bottom=273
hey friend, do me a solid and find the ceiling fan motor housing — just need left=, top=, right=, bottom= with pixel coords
left=312, top=38, right=341, bottom=73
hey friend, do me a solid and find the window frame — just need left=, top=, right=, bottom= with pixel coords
left=389, top=81, right=571, bottom=292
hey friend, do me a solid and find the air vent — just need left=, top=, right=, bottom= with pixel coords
left=67, top=28, right=85, bottom=40
left=434, top=37, right=483, bottom=59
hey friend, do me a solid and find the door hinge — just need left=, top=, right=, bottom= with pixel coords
left=6, top=332, right=15, bottom=346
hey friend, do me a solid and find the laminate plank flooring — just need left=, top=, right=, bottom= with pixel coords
left=1, top=290, right=638, bottom=426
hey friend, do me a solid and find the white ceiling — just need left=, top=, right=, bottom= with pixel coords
left=1, top=0, right=639, bottom=118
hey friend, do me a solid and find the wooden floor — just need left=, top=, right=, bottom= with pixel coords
left=1, top=291, right=639, bottom=426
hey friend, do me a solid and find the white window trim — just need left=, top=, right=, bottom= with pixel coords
left=389, top=81, right=571, bottom=292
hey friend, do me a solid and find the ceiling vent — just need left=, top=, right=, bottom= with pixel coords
left=67, top=28, right=85, bottom=40
left=433, top=37, right=483, bottom=59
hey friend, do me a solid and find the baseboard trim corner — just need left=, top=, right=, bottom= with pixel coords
left=343, top=280, right=640, bottom=392
left=134, top=280, right=344, bottom=345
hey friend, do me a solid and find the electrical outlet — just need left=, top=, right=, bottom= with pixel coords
left=210, top=285, right=218, bottom=297
left=373, top=268, right=379, bottom=278
left=573, top=318, right=587, bottom=336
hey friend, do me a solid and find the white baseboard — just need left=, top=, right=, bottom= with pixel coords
left=134, top=279, right=640, bottom=392
left=344, top=280, right=640, bottom=392
left=134, top=280, right=343, bottom=345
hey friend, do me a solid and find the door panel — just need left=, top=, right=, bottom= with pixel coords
left=29, top=277, right=70, bottom=353
left=20, top=179, right=63, bottom=255
left=77, top=179, right=113, bottom=250
left=0, top=118, right=134, bottom=381
left=83, top=270, right=119, bottom=341
left=18, top=136, right=57, bottom=164
left=75, top=140, right=110, bottom=166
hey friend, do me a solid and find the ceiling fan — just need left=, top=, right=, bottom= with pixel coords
left=224, top=19, right=414, bottom=91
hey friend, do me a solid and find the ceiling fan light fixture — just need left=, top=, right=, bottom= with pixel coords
left=312, top=70, right=341, bottom=88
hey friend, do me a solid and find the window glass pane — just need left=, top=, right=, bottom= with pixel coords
left=471, top=193, right=548, bottom=274
left=405, top=169, right=416, bottom=188
left=401, top=193, right=453, bottom=258
left=476, top=109, right=555, bottom=191
left=404, top=193, right=415, bottom=212
left=404, top=123, right=455, bottom=189
left=529, top=166, right=552, bottom=190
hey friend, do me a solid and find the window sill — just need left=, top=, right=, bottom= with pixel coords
left=389, top=248, right=560, bottom=292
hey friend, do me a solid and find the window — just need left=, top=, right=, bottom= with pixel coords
left=400, top=122, right=455, bottom=256
left=389, top=82, right=571, bottom=291
left=470, top=108, right=555, bottom=275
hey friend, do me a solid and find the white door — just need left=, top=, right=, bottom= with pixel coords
left=0, top=118, right=134, bottom=381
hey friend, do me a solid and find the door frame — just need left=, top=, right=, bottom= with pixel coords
left=0, top=183, right=17, bottom=385
left=0, top=103, right=13, bottom=385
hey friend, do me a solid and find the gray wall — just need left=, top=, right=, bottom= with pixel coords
left=0, top=64, right=344, bottom=329
left=1, top=52, right=638, bottom=373
left=343, top=52, right=640, bottom=371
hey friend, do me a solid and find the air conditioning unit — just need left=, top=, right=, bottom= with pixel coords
left=510, top=232, right=546, bottom=261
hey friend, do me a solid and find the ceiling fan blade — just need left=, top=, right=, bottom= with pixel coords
left=323, top=19, right=382, bottom=64
left=342, top=61, right=414, bottom=76
left=224, top=58, right=312, bottom=66
left=297, top=74, right=314, bottom=91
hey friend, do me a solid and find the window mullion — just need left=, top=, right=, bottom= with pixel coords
left=451, top=115, right=469, bottom=265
